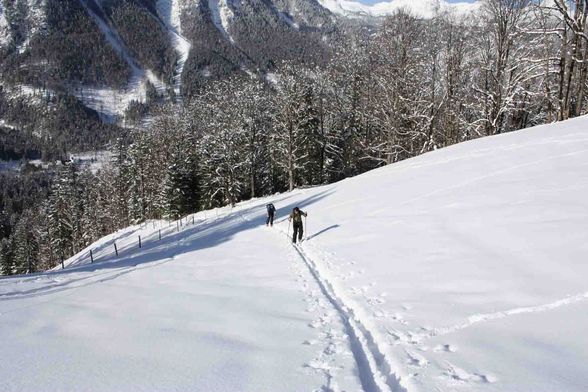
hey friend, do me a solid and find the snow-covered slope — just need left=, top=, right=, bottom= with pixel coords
left=156, top=0, right=192, bottom=100
left=76, top=0, right=169, bottom=120
left=0, top=2, right=9, bottom=47
left=319, top=0, right=481, bottom=18
left=1, top=116, right=588, bottom=391
left=208, top=0, right=237, bottom=44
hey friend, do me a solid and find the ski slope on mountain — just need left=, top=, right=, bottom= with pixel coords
left=1, top=116, right=588, bottom=392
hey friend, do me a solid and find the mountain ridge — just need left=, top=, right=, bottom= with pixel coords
left=0, top=0, right=338, bottom=157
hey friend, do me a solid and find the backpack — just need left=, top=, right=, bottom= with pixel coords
left=266, top=203, right=275, bottom=213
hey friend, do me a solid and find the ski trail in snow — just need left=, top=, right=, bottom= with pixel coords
left=427, top=291, right=588, bottom=338
left=273, top=228, right=408, bottom=392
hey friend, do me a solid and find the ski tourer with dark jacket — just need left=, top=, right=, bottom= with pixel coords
left=266, top=203, right=276, bottom=226
left=289, top=207, right=307, bottom=243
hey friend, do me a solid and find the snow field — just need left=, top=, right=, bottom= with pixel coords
left=276, top=116, right=588, bottom=391
left=2, top=192, right=370, bottom=391
left=2, top=115, right=588, bottom=391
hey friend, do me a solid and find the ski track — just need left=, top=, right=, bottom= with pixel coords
left=427, top=291, right=588, bottom=339
left=272, top=225, right=408, bottom=392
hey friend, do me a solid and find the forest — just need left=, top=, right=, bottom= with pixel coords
left=2, top=0, right=588, bottom=274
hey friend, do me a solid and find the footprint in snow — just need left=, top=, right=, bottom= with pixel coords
left=367, top=296, right=386, bottom=306
left=304, top=359, right=331, bottom=372
left=406, top=350, right=429, bottom=367
left=434, top=344, right=457, bottom=353
left=389, top=330, right=422, bottom=345
left=309, top=319, right=327, bottom=329
left=323, top=342, right=338, bottom=355
left=391, top=313, right=409, bottom=325
left=444, top=363, right=496, bottom=384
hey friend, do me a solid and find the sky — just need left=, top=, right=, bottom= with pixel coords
left=356, top=0, right=478, bottom=7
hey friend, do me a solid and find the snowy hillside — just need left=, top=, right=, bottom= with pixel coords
left=0, top=3, right=9, bottom=47
left=1, top=116, right=588, bottom=392
left=318, top=0, right=480, bottom=18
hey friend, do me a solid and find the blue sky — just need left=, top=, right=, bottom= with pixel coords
left=356, top=0, right=477, bottom=6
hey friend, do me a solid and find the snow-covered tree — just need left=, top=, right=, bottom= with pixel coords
left=11, top=210, right=38, bottom=274
left=0, top=237, right=15, bottom=276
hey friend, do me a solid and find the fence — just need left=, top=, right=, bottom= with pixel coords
left=3, top=203, right=251, bottom=276
left=60, top=203, right=250, bottom=270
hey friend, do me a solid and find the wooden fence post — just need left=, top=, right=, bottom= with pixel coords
left=114, top=243, right=119, bottom=257
left=138, top=236, right=142, bottom=248
left=90, top=249, right=94, bottom=263
left=159, top=229, right=161, bottom=240
left=61, top=256, right=64, bottom=269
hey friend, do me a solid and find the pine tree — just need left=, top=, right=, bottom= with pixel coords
left=0, top=237, right=15, bottom=276
left=12, top=211, right=39, bottom=274
left=271, top=63, right=321, bottom=191
left=161, top=156, right=183, bottom=220
left=48, top=164, right=76, bottom=260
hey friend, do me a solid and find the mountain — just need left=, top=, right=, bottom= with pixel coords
left=1, top=115, right=587, bottom=391
left=0, top=0, right=337, bottom=159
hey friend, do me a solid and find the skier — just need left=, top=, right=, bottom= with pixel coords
left=288, top=207, right=308, bottom=243
left=266, top=203, right=276, bottom=226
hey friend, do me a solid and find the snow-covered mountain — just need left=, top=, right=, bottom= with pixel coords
left=2, top=115, right=587, bottom=391
left=0, top=0, right=336, bottom=157
left=318, top=0, right=481, bottom=18
left=0, top=0, right=335, bottom=105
